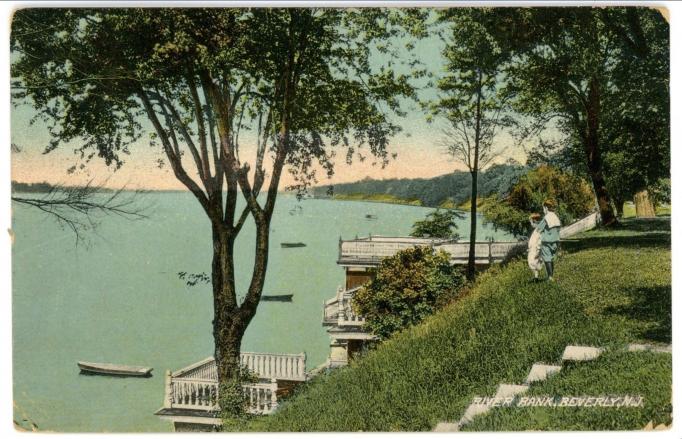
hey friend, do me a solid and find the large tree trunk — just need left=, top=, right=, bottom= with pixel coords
left=211, top=223, right=243, bottom=382
left=634, top=189, right=656, bottom=218
left=584, top=77, right=618, bottom=227
left=212, top=214, right=271, bottom=384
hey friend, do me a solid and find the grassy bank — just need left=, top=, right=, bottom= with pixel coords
left=331, top=193, right=423, bottom=206
left=245, top=218, right=670, bottom=432
left=464, top=350, right=671, bottom=431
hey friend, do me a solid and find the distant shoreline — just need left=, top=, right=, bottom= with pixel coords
left=313, top=193, right=471, bottom=213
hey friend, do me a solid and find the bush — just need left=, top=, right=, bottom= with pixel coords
left=410, top=209, right=462, bottom=239
left=351, top=246, right=466, bottom=339
left=219, top=365, right=259, bottom=431
left=480, top=165, right=594, bottom=237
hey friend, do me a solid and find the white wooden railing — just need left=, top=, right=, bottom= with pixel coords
left=240, top=352, right=306, bottom=382
left=172, top=353, right=306, bottom=383
left=242, top=380, right=279, bottom=415
left=323, top=286, right=365, bottom=326
left=164, top=373, right=278, bottom=415
left=339, top=239, right=524, bottom=266
left=337, top=212, right=600, bottom=266
left=560, top=212, right=600, bottom=239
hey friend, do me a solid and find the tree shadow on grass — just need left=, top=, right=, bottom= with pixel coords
left=561, top=218, right=670, bottom=253
left=561, top=234, right=671, bottom=253
left=602, top=285, right=672, bottom=344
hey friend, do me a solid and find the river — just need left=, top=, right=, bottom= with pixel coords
left=12, top=192, right=512, bottom=432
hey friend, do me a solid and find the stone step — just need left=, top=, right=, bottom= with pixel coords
left=525, top=363, right=561, bottom=384
left=459, top=402, right=491, bottom=426
left=433, top=422, right=459, bottom=432
left=494, top=383, right=529, bottom=399
left=561, top=345, right=603, bottom=362
left=627, top=343, right=672, bottom=354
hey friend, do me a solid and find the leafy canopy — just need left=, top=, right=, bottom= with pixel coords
left=481, top=165, right=594, bottom=237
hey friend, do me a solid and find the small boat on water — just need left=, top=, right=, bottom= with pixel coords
left=281, top=242, right=306, bottom=248
left=262, top=294, right=294, bottom=302
left=77, top=361, right=153, bottom=377
left=365, top=214, right=378, bottom=220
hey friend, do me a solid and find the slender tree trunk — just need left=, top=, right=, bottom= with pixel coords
left=467, top=170, right=478, bottom=280
left=634, top=189, right=656, bottom=218
left=467, top=69, right=483, bottom=281
left=584, top=77, right=618, bottom=227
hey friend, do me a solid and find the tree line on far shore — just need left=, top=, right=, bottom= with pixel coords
left=311, top=163, right=527, bottom=208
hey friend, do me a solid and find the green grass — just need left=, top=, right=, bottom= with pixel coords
left=622, top=202, right=670, bottom=219
left=332, top=193, right=423, bottom=206
left=464, top=350, right=672, bottom=431
left=245, top=218, right=670, bottom=432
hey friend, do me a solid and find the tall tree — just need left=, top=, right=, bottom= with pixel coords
left=600, top=7, right=669, bottom=218
left=11, top=8, right=421, bottom=384
left=474, top=7, right=669, bottom=226
left=431, top=9, right=512, bottom=280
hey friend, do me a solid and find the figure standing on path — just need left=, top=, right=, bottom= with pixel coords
left=536, top=199, right=562, bottom=281
left=527, top=213, right=543, bottom=281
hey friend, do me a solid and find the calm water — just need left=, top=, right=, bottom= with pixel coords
left=12, top=192, right=511, bottom=432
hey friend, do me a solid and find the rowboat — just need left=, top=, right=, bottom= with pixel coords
left=262, top=294, right=294, bottom=302
left=281, top=242, right=306, bottom=248
left=77, top=361, right=153, bottom=377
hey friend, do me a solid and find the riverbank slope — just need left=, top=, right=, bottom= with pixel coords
left=246, top=217, right=671, bottom=431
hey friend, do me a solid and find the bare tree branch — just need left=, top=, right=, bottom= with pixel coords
left=12, top=181, right=148, bottom=245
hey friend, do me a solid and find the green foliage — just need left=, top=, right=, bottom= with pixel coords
left=410, top=209, right=462, bottom=239
left=312, top=164, right=527, bottom=207
left=430, top=8, right=515, bottom=174
left=245, top=218, right=670, bottom=431
left=649, top=178, right=670, bottom=206
left=332, top=193, right=422, bottom=206
left=603, top=151, right=644, bottom=213
left=470, top=8, right=669, bottom=223
left=351, top=246, right=466, bottom=339
left=481, top=165, right=594, bottom=237
left=219, top=365, right=259, bottom=431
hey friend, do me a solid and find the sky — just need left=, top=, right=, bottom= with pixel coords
left=9, top=8, right=533, bottom=191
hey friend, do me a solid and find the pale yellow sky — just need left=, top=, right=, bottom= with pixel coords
left=11, top=118, right=528, bottom=191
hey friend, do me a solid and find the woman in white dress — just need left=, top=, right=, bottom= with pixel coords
left=527, top=213, right=543, bottom=281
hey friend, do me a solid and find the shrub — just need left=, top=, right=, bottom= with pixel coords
left=480, top=165, right=594, bottom=237
left=410, top=209, right=462, bottom=239
left=351, top=246, right=466, bottom=339
left=219, top=365, right=259, bottom=431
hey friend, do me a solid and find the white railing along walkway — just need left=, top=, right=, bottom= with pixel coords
left=337, top=212, right=600, bottom=266
left=164, top=372, right=278, bottom=415
left=560, top=212, right=600, bottom=239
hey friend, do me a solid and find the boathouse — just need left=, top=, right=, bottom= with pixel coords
left=322, top=212, right=600, bottom=367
